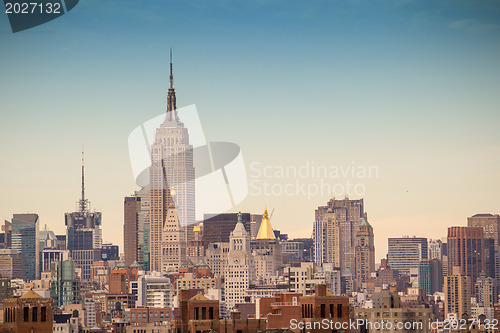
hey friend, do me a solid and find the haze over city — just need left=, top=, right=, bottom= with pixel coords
left=1, top=0, right=500, bottom=260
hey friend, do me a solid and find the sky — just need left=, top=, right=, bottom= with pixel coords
left=1, top=0, right=500, bottom=260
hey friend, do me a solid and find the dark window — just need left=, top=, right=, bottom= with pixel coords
left=41, top=307, right=46, bottom=322
left=194, top=307, right=199, bottom=320
left=209, top=307, right=214, bottom=319
left=321, top=304, right=326, bottom=318
left=32, top=307, right=37, bottom=322
left=23, top=307, right=29, bottom=322
left=330, top=304, right=334, bottom=318
left=337, top=304, right=342, bottom=317
left=202, top=307, right=206, bottom=320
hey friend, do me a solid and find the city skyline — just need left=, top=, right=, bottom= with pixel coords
left=1, top=0, right=500, bottom=260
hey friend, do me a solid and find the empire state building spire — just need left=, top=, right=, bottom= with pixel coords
left=167, top=48, right=177, bottom=121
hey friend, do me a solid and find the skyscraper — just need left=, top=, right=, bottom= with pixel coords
left=418, top=258, right=443, bottom=296
left=468, top=214, right=500, bottom=285
left=225, top=212, right=255, bottom=314
left=445, top=266, right=471, bottom=320
left=133, top=186, right=150, bottom=270
left=313, top=198, right=366, bottom=274
left=387, top=236, right=428, bottom=277
left=149, top=51, right=195, bottom=273
left=49, top=261, right=80, bottom=307
left=447, top=226, right=485, bottom=286
left=123, top=196, right=143, bottom=267
left=355, top=218, right=375, bottom=291
left=0, top=248, right=25, bottom=279
left=11, top=213, right=39, bottom=281
left=65, top=153, right=102, bottom=280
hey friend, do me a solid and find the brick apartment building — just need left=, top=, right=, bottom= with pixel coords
left=171, top=289, right=266, bottom=333
left=256, top=284, right=350, bottom=333
left=1, top=289, right=54, bottom=333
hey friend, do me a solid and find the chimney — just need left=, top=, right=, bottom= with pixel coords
left=315, top=284, right=327, bottom=296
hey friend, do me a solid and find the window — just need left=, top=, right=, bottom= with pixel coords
left=194, top=307, right=199, bottom=320
left=23, top=307, right=29, bottom=322
left=41, top=307, right=46, bottom=322
left=32, top=307, right=37, bottom=322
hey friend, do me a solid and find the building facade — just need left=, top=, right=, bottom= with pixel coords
left=447, top=226, right=485, bottom=286
left=11, top=213, right=40, bottom=281
left=313, top=198, right=366, bottom=287
left=224, top=212, right=255, bottom=313
left=355, top=218, right=375, bottom=291
left=149, top=54, right=194, bottom=273
left=387, top=236, right=428, bottom=277
left=445, top=266, right=472, bottom=320
left=65, top=155, right=102, bottom=281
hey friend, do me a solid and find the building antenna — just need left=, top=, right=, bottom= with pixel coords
left=170, top=48, right=173, bottom=89
left=80, top=148, right=87, bottom=212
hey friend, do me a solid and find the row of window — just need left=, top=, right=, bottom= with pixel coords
left=4, top=306, right=47, bottom=323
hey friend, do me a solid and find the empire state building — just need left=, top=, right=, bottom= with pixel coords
left=149, top=51, right=195, bottom=272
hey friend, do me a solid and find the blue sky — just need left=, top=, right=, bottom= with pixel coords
left=1, top=0, right=500, bottom=259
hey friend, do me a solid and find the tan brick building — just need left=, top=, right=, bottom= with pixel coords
left=1, top=289, right=53, bottom=333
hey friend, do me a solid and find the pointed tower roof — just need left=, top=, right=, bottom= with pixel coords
left=256, top=207, right=275, bottom=240
left=360, top=218, right=371, bottom=227
left=231, top=211, right=247, bottom=236
left=166, top=48, right=178, bottom=122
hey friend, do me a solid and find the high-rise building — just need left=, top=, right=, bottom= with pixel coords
left=475, top=272, right=495, bottom=308
left=428, top=239, right=444, bottom=260
left=418, top=258, right=443, bottom=296
left=100, top=243, right=119, bottom=261
left=124, top=196, right=143, bottom=266
left=444, top=266, right=471, bottom=320
left=65, top=154, right=102, bottom=281
left=355, top=218, right=375, bottom=291
left=313, top=198, right=366, bottom=275
left=11, top=213, right=40, bottom=281
left=251, top=208, right=283, bottom=285
left=447, top=226, right=485, bottom=286
left=387, top=236, right=428, bottom=277
left=42, top=249, right=70, bottom=272
left=133, top=187, right=150, bottom=270
left=149, top=52, right=194, bottom=273
left=50, top=261, right=80, bottom=307
left=203, top=213, right=251, bottom=248
left=0, top=248, right=25, bottom=279
left=224, top=212, right=255, bottom=314
left=468, top=214, right=500, bottom=285
left=205, top=242, right=229, bottom=278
